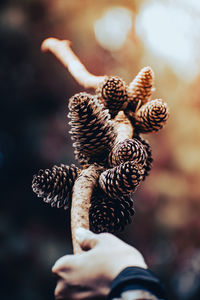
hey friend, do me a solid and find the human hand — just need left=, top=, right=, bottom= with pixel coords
left=52, top=228, right=147, bottom=300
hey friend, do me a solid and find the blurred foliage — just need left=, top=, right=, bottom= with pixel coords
left=1, top=0, right=200, bottom=300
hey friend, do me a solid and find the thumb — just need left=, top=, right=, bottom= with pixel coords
left=75, top=227, right=99, bottom=251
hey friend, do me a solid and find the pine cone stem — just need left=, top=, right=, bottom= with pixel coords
left=71, top=164, right=103, bottom=253
left=113, top=111, right=134, bottom=143
left=41, top=38, right=105, bottom=89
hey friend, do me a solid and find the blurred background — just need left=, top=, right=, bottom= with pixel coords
left=1, top=0, right=200, bottom=299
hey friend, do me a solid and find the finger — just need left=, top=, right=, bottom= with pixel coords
left=96, top=232, right=132, bottom=252
left=52, top=255, right=74, bottom=273
left=75, top=227, right=99, bottom=251
left=54, top=280, right=68, bottom=300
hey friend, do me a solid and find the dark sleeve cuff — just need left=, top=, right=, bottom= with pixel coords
left=108, top=267, right=166, bottom=300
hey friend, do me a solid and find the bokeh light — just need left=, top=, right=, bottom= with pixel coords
left=136, top=1, right=200, bottom=81
left=1, top=1, right=200, bottom=300
left=94, top=7, right=132, bottom=51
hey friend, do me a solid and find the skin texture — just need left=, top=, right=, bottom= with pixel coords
left=52, top=228, right=147, bottom=300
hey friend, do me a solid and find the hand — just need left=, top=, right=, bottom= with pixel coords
left=52, top=228, right=147, bottom=300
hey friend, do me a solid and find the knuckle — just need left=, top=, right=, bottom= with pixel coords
left=99, top=232, right=115, bottom=243
left=99, top=232, right=111, bottom=239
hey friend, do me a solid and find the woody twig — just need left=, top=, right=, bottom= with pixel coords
left=32, top=37, right=169, bottom=254
left=41, top=38, right=105, bottom=89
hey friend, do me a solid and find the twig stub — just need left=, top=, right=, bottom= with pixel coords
left=41, top=38, right=105, bottom=89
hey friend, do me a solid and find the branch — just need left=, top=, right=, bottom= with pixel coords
left=71, top=165, right=103, bottom=253
left=40, top=37, right=140, bottom=254
left=113, top=111, right=134, bottom=143
left=71, top=112, right=133, bottom=254
left=41, top=38, right=106, bottom=89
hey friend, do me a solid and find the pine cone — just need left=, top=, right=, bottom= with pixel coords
left=127, top=66, right=154, bottom=110
left=99, top=161, right=144, bottom=199
left=109, top=138, right=147, bottom=167
left=136, top=136, right=153, bottom=180
left=89, top=187, right=134, bottom=233
left=135, top=99, right=169, bottom=133
left=32, top=164, right=80, bottom=209
left=96, top=76, right=128, bottom=118
left=68, top=92, right=116, bottom=166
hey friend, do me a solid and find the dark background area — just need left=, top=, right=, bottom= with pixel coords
left=1, top=1, right=200, bottom=299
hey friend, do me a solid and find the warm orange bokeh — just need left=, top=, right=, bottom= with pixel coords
left=1, top=1, right=200, bottom=299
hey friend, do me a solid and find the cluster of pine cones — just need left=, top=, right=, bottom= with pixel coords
left=32, top=67, right=169, bottom=233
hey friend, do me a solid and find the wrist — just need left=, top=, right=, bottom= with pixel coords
left=108, top=267, right=166, bottom=300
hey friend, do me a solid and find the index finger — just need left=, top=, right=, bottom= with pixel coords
left=52, top=254, right=75, bottom=273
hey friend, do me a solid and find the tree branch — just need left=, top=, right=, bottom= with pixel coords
left=41, top=38, right=106, bottom=89
left=113, top=111, right=134, bottom=143
left=41, top=38, right=134, bottom=254
left=71, top=165, right=103, bottom=253
left=71, top=112, right=133, bottom=254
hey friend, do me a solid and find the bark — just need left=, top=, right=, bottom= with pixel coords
left=71, top=165, right=103, bottom=253
left=113, top=111, right=134, bottom=143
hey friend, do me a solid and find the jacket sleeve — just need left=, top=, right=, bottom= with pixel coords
left=108, top=267, right=166, bottom=300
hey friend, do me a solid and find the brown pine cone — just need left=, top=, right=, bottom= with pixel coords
left=109, top=138, right=147, bottom=167
left=32, top=164, right=80, bottom=209
left=89, top=187, right=134, bottom=233
left=127, top=66, right=154, bottom=110
left=135, top=99, right=169, bottom=133
left=68, top=92, right=116, bottom=166
left=96, top=76, right=128, bottom=118
left=135, top=136, right=153, bottom=180
left=99, top=161, right=144, bottom=199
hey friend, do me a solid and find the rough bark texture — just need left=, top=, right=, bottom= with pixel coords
left=71, top=165, right=103, bottom=253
